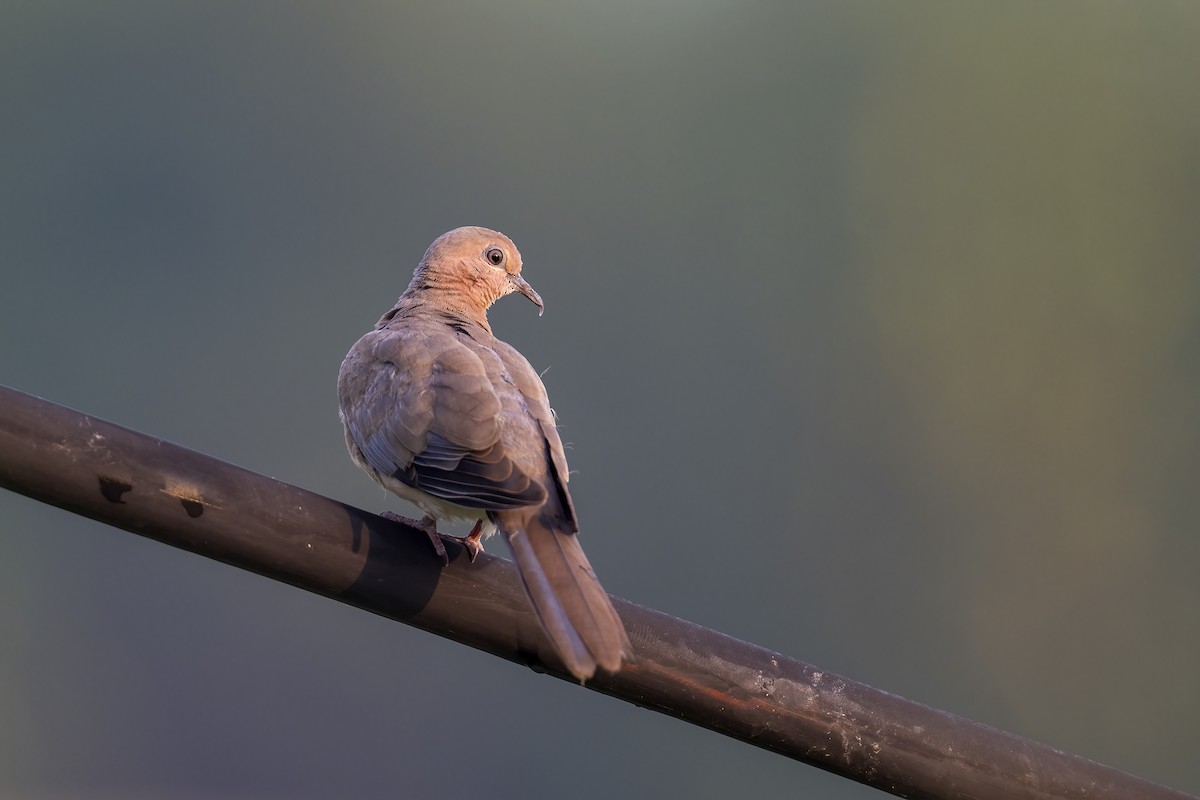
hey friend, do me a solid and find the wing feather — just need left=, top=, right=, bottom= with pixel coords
left=338, top=320, right=546, bottom=511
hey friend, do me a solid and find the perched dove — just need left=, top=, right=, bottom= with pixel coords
left=337, top=226, right=632, bottom=681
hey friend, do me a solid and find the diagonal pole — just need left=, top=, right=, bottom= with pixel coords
left=0, top=384, right=1192, bottom=800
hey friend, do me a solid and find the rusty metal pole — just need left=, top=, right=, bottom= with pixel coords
left=0, top=384, right=1192, bottom=800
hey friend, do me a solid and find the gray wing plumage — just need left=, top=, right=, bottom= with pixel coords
left=338, top=318, right=547, bottom=510
left=488, top=337, right=579, bottom=529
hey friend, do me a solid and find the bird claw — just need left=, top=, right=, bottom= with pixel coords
left=461, top=519, right=485, bottom=562
left=380, top=511, right=448, bottom=565
left=461, top=538, right=483, bottom=562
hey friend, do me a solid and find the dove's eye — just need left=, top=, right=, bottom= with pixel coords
left=485, top=247, right=505, bottom=267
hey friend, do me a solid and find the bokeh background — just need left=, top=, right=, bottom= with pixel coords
left=2, top=2, right=1199, bottom=798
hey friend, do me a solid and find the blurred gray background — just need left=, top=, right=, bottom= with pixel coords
left=2, top=2, right=1198, bottom=798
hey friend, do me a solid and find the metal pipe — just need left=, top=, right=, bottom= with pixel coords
left=0, top=384, right=1190, bottom=800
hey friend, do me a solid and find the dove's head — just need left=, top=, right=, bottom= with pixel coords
left=412, top=226, right=544, bottom=317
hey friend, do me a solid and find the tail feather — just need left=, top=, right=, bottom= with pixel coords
left=495, top=509, right=631, bottom=681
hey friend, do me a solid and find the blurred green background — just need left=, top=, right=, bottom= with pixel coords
left=2, top=2, right=1198, bottom=798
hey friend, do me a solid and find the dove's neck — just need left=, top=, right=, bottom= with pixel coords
left=384, top=283, right=494, bottom=335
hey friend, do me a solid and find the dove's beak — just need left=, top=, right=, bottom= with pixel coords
left=511, top=275, right=544, bottom=316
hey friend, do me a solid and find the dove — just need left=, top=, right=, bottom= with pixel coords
left=337, top=226, right=631, bottom=681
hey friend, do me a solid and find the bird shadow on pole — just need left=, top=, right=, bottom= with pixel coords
left=0, top=384, right=1193, bottom=800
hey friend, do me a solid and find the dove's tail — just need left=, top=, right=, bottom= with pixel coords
left=493, top=508, right=632, bottom=682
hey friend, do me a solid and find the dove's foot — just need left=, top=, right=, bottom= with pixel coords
left=460, top=520, right=486, bottom=562
left=381, top=512, right=448, bottom=565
